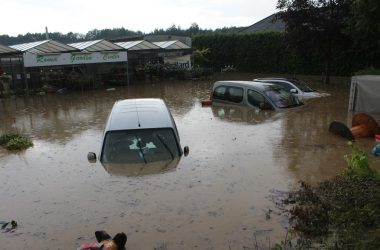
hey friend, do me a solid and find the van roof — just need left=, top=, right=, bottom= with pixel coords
left=105, top=98, right=175, bottom=131
left=255, top=77, right=301, bottom=83
left=213, top=80, right=276, bottom=92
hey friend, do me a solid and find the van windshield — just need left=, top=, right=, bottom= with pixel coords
left=101, top=128, right=180, bottom=164
left=289, top=79, right=314, bottom=92
left=264, top=88, right=302, bottom=108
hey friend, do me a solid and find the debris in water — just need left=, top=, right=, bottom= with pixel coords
left=372, top=144, right=380, bottom=156
left=0, top=220, right=18, bottom=233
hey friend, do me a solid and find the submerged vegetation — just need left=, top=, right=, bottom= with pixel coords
left=282, top=143, right=380, bottom=249
left=0, top=133, right=33, bottom=150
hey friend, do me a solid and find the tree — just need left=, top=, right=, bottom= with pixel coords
left=188, top=23, right=200, bottom=36
left=351, top=0, right=380, bottom=68
left=277, top=0, right=352, bottom=83
left=192, top=47, right=211, bottom=67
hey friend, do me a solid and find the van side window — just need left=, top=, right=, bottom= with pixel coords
left=227, top=87, right=243, bottom=103
left=247, top=89, right=265, bottom=107
left=213, top=86, right=244, bottom=103
left=213, top=86, right=227, bottom=100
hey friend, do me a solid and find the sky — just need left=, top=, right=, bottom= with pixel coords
left=0, top=0, right=279, bottom=36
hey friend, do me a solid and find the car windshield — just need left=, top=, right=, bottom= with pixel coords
left=289, top=79, right=314, bottom=92
left=101, top=128, right=180, bottom=164
left=264, top=87, right=302, bottom=108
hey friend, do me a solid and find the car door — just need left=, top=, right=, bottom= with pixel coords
left=247, top=89, right=273, bottom=110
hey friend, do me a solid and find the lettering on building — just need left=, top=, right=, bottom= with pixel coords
left=103, top=54, right=120, bottom=61
left=36, top=55, right=58, bottom=63
left=71, top=54, right=92, bottom=63
left=173, top=61, right=190, bottom=69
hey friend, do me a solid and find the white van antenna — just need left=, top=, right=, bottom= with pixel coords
left=134, top=100, right=141, bottom=127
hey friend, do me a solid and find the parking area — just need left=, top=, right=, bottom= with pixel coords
left=0, top=76, right=379, bottom=249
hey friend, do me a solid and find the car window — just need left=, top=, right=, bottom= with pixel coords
left=264, top=87, right=302, bottom=108
left=213, top=86, right=243, bottom=103
left=101, top=128, right=180, bottom=164
left=213, top=86, right=227, bottom=100
left=271, top=81, right=293, bottom=92
left=247, top=89, right=272, bottom=109
left=227, top=87, right=243, bottom=103
left=289, top=79, right=314, bottom=92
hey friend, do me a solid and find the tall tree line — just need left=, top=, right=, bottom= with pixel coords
left=0, top=24, right=242, bottom=46
left=192, top=0, right=380, bottom=78
left=276, top=0, right=380, bottom=82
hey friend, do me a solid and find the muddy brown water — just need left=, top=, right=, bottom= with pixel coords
left=1, top=73, right=379, bottom=249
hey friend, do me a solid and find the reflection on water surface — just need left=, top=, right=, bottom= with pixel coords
left=0, top=75, right=379, bottom=249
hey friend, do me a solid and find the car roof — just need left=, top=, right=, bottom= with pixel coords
left=213, top=80, right=277, bottom=92
left=105, top=98, right=175, bottom=131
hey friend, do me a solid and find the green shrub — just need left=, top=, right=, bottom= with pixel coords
left=0, top=133, right=33, bottom=150
left=0, top=133, right=19, bottom=145
left=285, top=176, right=380, bottom=249
left=343, top=142, right=380, bottom=180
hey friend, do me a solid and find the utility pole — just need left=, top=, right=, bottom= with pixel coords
left=45, top=27, right=49, bottom=40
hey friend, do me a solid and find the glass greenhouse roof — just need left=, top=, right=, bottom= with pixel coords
left=1, top=38, right=191, bottom=58
left=116, top=40, right=160, bottom=50
left=153, top=40, right=190, bottom=50
left=0, top=44, right=19, bottom=54
left=69, top=39, right=124, bottom=52
left=10, top=40, right=78, bottom=53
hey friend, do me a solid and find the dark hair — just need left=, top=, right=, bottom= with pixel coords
left=113, top=232, right=127, bottom=249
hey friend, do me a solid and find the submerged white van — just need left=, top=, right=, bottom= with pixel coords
left=88, top=98, right=188, bottom=164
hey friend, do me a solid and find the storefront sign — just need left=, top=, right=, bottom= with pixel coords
left=164, top=55, right=192, bottom=70
left=23, top=51, right=128, bottom=67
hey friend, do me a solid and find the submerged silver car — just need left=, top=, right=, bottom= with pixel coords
left=254, top=78, right=330, bottom=100
left=88, top=98, right=188, bottom=164
left=211, top=80, right=303, bottom=110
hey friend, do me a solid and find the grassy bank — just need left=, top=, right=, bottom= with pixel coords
left=280, top=143, right=380, bottom=249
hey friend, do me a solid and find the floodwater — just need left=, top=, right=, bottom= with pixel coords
left=0, top=73, right=379, bottom=249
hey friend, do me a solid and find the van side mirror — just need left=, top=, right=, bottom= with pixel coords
left=183, top=146, right=189, bottom=156
left=290, top=89, right=298, bottom=94
left=87, top=152, right=97, bottom=163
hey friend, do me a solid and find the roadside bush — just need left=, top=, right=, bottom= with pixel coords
left=282, top=143, right=380, bottom=249
left=0, top=133, right=33, bottom=150
left=344, top=142, right=380, bottom=180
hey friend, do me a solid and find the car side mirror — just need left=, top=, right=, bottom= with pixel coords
left=183, top=146, right=189, bottom=156
left=290, top=89, right=298, bottom=94
left=87, top=152, right=97, bottom=163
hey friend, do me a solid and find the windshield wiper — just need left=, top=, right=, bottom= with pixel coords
left=136, top=137, right=147, bottom=164
left=156, top=134, right=174, bottom=160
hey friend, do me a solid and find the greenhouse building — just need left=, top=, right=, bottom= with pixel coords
left=0, top=38, right=192, bottom=92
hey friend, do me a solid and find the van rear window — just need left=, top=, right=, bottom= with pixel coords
left=101, top=128, right=180, bottom=164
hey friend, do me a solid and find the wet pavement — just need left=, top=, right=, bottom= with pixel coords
left=0, top=73, right=379, bottom=249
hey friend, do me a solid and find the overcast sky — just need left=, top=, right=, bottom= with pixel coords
left=0, top=0, right=279, bottom=36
